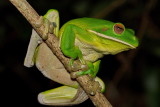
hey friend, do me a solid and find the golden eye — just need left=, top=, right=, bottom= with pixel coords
left=114, top=23, right=124, bottom=34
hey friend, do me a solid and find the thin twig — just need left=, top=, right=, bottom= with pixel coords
left=9, top=0, right=112, bottom=106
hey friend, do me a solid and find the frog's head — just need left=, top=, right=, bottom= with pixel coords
left=88, top=22, right=139, bottom=54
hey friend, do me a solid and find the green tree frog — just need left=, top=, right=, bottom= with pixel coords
left=24, top=9, right=138, bottom=106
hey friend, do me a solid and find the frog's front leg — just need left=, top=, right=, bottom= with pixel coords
left=60, top=25, right=101, bottom=76
left=60, top=25, right=102, bottom=95
left=60, top=25, right=86, bottom=69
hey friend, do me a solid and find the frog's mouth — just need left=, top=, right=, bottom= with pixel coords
left=88, top=30, right=135, bottom=49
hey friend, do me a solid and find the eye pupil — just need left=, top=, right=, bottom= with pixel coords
left=114, top=24, right=124, bottom=34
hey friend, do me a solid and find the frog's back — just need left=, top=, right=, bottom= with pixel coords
left=58, top=18, right=114, bottom=37
left=65, top=18, right=113, bottom=29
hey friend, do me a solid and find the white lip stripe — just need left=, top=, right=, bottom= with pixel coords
left=88, top=30, right=135, bottom=48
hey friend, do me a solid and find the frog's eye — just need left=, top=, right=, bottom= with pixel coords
left=114, top=23, right=125, bottom=34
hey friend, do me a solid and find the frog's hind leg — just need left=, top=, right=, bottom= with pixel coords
left=24, top=29, right=42, bottom=67
left=38, top=86, right=88, bottom=106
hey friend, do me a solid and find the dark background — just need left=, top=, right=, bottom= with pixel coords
left=0, top=0, right=160, bottom=107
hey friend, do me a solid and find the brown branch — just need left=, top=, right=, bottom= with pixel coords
left=9, top=0, right=112, bottom=106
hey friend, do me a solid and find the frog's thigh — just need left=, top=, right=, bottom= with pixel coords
left=38, top=86, right=88, bottom=106
left=35, top=43, right=77, bottom=86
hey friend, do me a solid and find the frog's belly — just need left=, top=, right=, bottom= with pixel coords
left=75, top=39, right=103, bottom=62
left=36, top=43, right=78, bottom=87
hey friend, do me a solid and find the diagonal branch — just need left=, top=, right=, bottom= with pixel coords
left=9, top=0, right=112, bottom=107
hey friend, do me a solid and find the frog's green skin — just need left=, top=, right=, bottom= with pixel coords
left=24, top=9, right=138, bottom=106
left=58, top=17, right=138, bottom=77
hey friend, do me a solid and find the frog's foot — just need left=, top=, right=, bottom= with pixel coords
left=70, top=61, right=96, bottom=79
left=70, top=61, right=102, bottom=95
left=88, top=77, right=105, bottom=95
left=87, top=79, right=102, bottom=95
left=42, top=17, right=56, bottom=40
left=69, top=59, right=88, bottom=72
left=70, top=63, right=90, bottom=79
left=35, top=16, right=55, bottom=40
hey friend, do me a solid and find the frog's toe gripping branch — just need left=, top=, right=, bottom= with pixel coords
left=38, top=86, right=88, bottom=106
left=73, top=60, right=101, bottom=78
